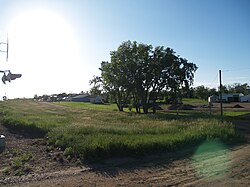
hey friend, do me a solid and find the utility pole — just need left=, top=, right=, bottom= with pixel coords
left=219, top=70, right=223, bottom=116
left=0, top=35, right=22, bottom=87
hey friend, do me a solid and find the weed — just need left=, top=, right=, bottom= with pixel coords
left=9, top=152, right=33, bottom=176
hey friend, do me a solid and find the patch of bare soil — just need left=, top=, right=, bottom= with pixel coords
left=1, top=117, right=250, bottom=187
left=0, top=124, right=82, bottom=185
left=168, top=104, right=195, bottom=110
left=233, top=104, right=244, bottom=108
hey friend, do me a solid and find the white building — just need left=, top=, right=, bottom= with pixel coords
left=222, top=93, right=244, bottom=102
left=240, top=94, right=250, bottom=102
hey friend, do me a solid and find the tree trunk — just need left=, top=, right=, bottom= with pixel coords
left=135, top=103, right=141, bottom=113
left=152, top=101, right=156, bottom=113
left=116, top=102, right=123, bottom=111
left=142, top=103, right=148, bottom=114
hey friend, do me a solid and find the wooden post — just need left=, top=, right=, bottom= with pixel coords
left=219, top=70, right=223, bottom=116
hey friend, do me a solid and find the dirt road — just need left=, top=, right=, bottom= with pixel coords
left=0, top=119, right=250, bottom=187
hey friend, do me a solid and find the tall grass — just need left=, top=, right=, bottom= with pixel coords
left=0, top=100, right=243, bottom=161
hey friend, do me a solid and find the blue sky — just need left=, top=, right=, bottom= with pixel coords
left=0, top=0, right=249, bottom=98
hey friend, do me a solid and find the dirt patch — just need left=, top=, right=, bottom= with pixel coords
left=233, top=104, right=244, bottom=108
left=168, top=104, right=195, bottom=110
left=0, top=123, right=78, bottom=184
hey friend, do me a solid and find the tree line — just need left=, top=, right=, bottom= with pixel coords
left=189, top=83, right=250, bottom=100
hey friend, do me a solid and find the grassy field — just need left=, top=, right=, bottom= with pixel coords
left=0, top=100, right=243, bottom=162
left=58, top=102, right=118, bottom=111
left=182, top=98, right=208, bottom=104
left=224, top=111, right=250, bottom=117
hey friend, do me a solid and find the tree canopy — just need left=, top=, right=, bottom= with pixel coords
left=91, top=41, right=198, bottom=113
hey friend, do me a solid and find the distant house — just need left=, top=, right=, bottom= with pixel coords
left=240, top=94, right=250, bottom=102
left=222, top=93, right=244, bottom=102
left=70, top=94, right=103, bottom=104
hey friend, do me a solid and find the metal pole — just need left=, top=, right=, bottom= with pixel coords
left=219, top=70, right=223, bottom=116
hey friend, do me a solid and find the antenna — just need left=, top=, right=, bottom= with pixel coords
left=0, top=35, right=8, bottom=61
left=6, top=35, right=9, bottom=61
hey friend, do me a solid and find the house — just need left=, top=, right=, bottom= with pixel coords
left=70, top=94, right=90, bottom=102
left=89, top=95, right=103, bottom=104
left=70, top=94, right=103, bottom=104
left=240, top=94, right=250, bottom=102
left=222, top=93, right=244, bottom=102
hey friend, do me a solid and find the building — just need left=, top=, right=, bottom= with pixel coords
left=70, top=94, right=103, bottom=104
left=240, top=94, right=250, bottom=102
left=222, top=93, right=244, bottom=102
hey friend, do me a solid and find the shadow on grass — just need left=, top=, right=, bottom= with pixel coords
left=146, top=110, right=218, bottom=121
left=229, top=113, right=250, bottom=135
left=2, top=123, right=46, bottom=139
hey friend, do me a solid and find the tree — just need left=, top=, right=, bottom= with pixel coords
left=194, top=86, right=209, bottom=100
left=193, top=86, right=218, bottom=100
left=227, top=83, right=249, bottom=95
left=93, top=41, right=198, bottom=113
left=89, top=76, right=103, bottom=96
left=220, top=85, right=229, bottom=94
left=34, top=94, right=38, bottom=100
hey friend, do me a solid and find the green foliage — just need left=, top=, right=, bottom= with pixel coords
left=182, top=98, right=208, bottom=104
left=95, top=41, right=198, bottom=113
left=224, top=111, right=250, bottom=117
left=224, top=83, right=249, bottom=95
left=193, top=86, right=217, bottom=100
left=5, top=152, right=34, bottom=176
left=63, top=147, right=74, bottom=157
left=0, top=100, right=243, bottom=162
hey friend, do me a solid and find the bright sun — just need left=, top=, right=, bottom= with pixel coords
left=5, top=9, right=81, bottom=97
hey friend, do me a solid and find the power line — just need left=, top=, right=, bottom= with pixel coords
left=210, top=72, right=219, bottom=85
left=222, top=67, right=250, bottom=72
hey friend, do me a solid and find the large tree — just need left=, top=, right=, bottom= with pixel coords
left=92, top=41, right=198, bottom=113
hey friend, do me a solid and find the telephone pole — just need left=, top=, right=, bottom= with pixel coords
left=219, top=70, right=223, bottom=116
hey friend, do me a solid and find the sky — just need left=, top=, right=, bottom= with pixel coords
left=0, top=0, right=249, bottom=99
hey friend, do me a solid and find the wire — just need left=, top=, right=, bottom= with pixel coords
left=210, top=72, right=219, bottom=85
left=222, top=68, right=250, bottom=72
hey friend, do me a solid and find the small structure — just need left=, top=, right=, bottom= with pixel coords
left=89, top=95, right=103, bottom=104
left=221, top=93, right=244, bottom=102
left=70, top=94, right=103, bottom=104
left=240, top=94, right=250, bottom=102
left=208, top=95, right=219, bottom=103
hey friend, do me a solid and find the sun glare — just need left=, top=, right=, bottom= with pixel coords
left=6, top=9, right=81, bottom=97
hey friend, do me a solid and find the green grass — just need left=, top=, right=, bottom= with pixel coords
left=224, top=111, right=250, bottom=117
left=182, top=98, right=208, bottom=104
left=0, top=99, right=244, bottom=162
left=57, top=102, right=118, bottom=111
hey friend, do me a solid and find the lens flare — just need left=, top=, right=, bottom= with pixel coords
left=192, top=139, right=230, bottom=180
